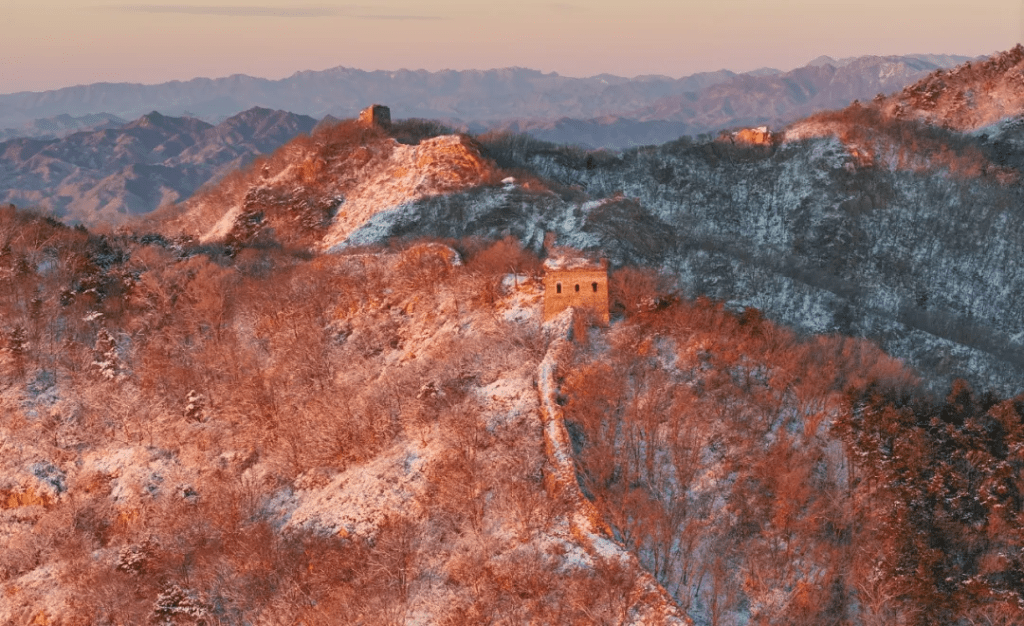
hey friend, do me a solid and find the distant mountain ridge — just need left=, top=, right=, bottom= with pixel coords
left=0, top=67, right=739, bottom=129
left=0, top=112, right=126, bottom=142
left=0, top=53, right=976, bottom=150
left=624, top=55, right=976, bottom=131
left=0, top=107, right=316, bottom=225
left=489, top=53, right=976, bottom=149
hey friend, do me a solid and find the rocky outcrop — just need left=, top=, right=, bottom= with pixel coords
left=320, top=133, right=495, bottom=248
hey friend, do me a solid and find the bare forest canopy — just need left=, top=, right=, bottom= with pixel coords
left=0, top=205, right=1022, bottom=624
left=154, top=92, right=1024, bottom=395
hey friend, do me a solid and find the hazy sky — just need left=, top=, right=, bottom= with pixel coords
left=2, top=0, right=1022, bottom=93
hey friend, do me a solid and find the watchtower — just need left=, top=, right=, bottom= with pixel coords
left=358, top=104, right=391, bottom=128
left=543, top=257, right=609, bottom=324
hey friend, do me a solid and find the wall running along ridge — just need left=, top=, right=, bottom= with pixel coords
left=537, top=309, right=690, bottom=625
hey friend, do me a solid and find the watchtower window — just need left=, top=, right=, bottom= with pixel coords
left=556, top=283, right=562, bottom=294
left=575, top=284, right=580, bottom=292
left=592, top=282, right=598, bottom=292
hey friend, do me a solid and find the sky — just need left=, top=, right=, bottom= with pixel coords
left=1, top=0, right=1022, bottom=94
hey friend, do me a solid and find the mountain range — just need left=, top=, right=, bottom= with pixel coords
left=0, top=52, right=983, bottom=225
left=0, top=108, right=316, bottom=225
left=0, top=53, right=974, bottom=150
left=0, top=113, right=126, bottom=143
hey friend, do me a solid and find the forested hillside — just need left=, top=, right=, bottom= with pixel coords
left=2, top=206, right=1022, bottom=624
left=242, top=112, right=1023, bottom=395
left=149, top=49, right=1024, bottom=396
left=0, top=208, right=688, bottom=623
left=509, top=113, right=1024, bottom=396
left=563, top=291, right=1024, bottom=625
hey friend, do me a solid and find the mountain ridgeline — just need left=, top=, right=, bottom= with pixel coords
left=0, top=53, right=974, bottom=150
left=145, top=46, right=1024, bottom=398
left=0, top=52, right=986, bottom=228
left=0, top=108, right=316, bottom=225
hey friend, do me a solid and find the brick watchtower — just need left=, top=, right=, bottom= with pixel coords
left=543, top=257, right=609, bottom=324
left=358, top=104, right=391, bottom=128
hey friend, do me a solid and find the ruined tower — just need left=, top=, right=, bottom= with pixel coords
left=543, top=257, right=609, bottom=324
left=358, top=104, right=392, bottom=128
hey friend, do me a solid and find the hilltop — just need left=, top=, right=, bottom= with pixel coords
left=879, top=44, right=1024, bottom=131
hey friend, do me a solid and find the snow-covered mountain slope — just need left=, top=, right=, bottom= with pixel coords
left=879, top=44, right=1024, bottom=131
left=507, top=135, right=1024, bottom=396
left=0, top=225, right=689, bottom=623
left=4, top=194, right=1024, bottom=625
left=164, top=121, right=499, bottom=250
left=257, top=129, right=1022, bottom=395
left=147, top=47, right=1024, bottom=399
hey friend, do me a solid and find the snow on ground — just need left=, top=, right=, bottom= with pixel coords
left=0, top=563, right=69, bottom=625
left=0, top=251, right=697, bottom=622
left=537, top=308, right=691, bottom=626
left=80, top=445, right=192, bottom=510
left=201, top=201, right=242, bottom=243
left=783, top=120, right=847, bottom=143
left=543, top=255, right=604, bottom=271
left=972, top=114, right=1024, bottom=143
left=498, top=274, right=543, bottom=326
left=320, top=135, right=492, bottom=251
left=277, top=440, right=429, bottom=539
left=475, top=369, right=536, bottom=431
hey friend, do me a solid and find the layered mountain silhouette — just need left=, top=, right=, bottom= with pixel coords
left=523, top=54, right=977, bottom=148
left=0, top=54, right=973, bottom=150
left=0, top=112, right=126, bottom=143
left=0, top=108, right=316, bottom=225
